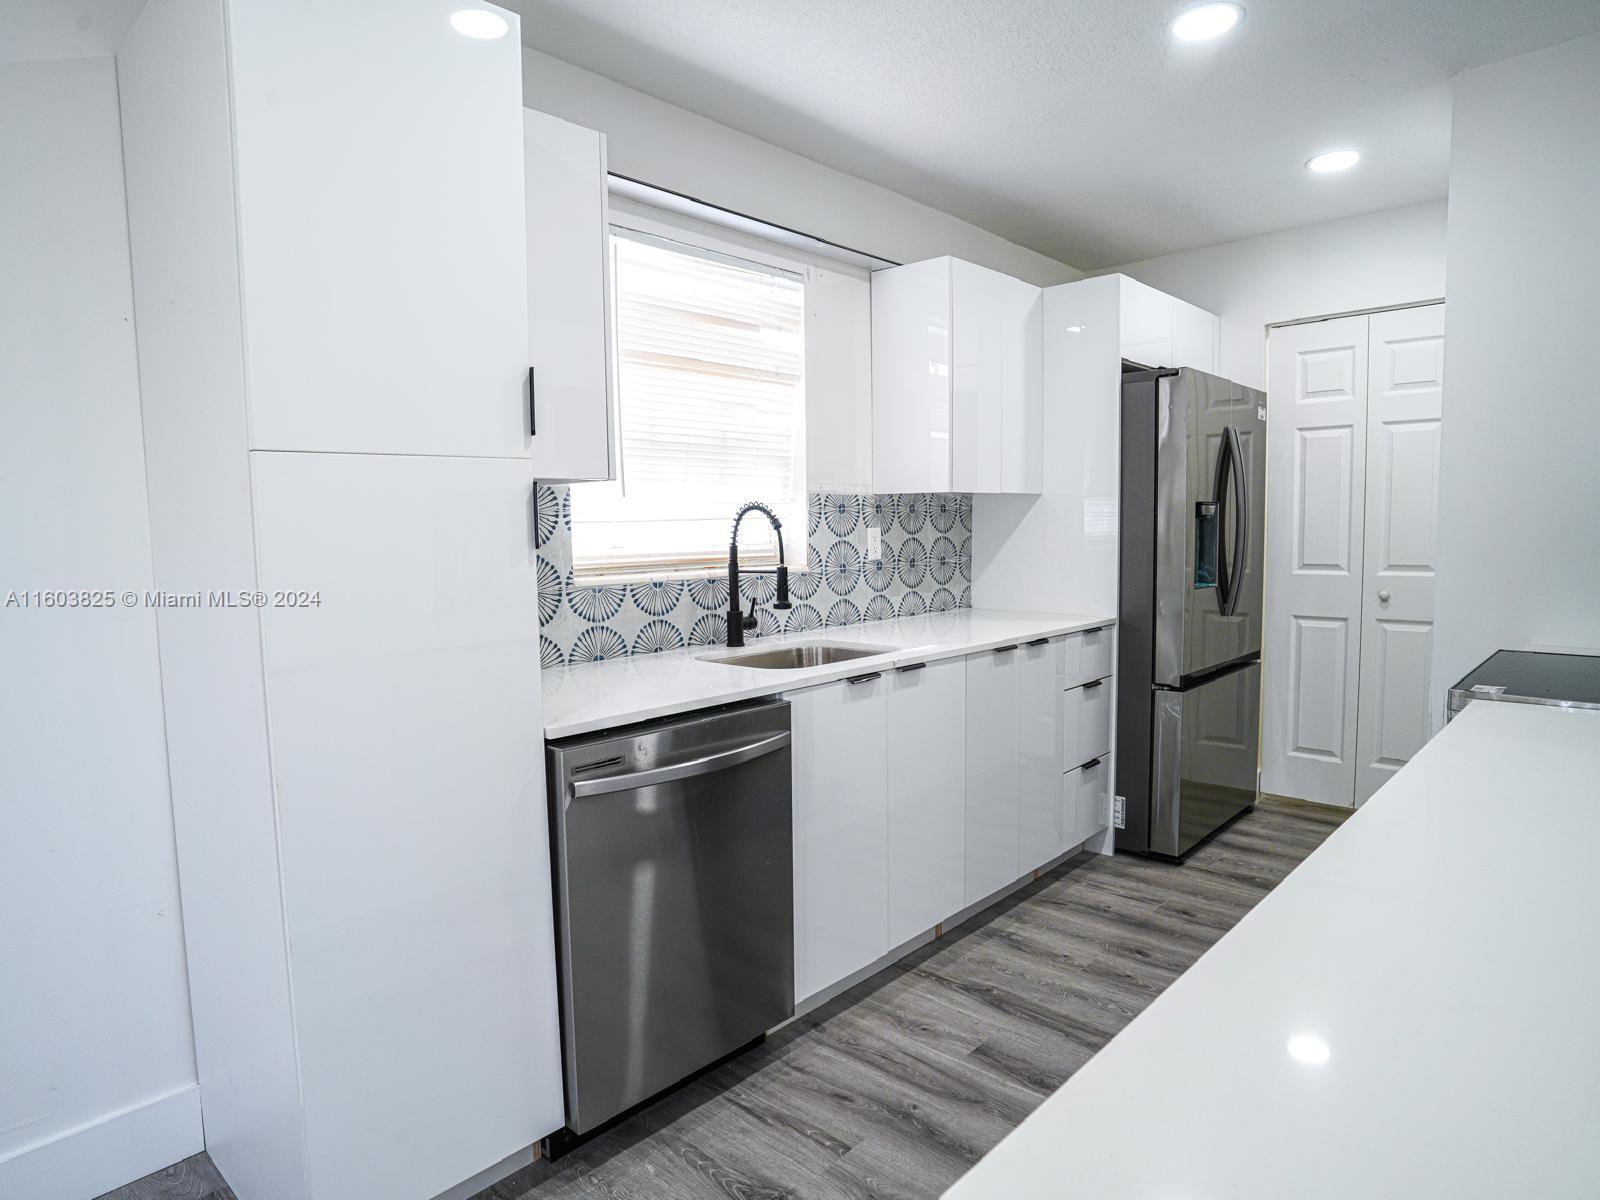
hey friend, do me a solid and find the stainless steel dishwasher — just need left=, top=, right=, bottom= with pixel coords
left=544, top=700, right=793, bottom=1148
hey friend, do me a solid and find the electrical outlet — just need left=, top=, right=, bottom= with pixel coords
left=866, top=524, right=882, bottom=560
left=1112, top=794, right=1126, bottom=830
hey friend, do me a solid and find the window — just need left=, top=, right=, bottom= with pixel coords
left=570, top=231, right=807, bottom=581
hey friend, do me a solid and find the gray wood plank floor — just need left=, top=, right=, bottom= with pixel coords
left=99, top=800, right=1347, bottom=1200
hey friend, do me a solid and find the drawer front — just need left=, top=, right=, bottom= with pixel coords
left=1063, top=624, right=1114, bottom=687
left=1061, top=678, right=1112, bottom=769
left=1062, top=757, right=1111, bottom=848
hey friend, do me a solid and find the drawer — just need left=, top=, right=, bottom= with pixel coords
left=1063, top=624, right=1114, bottom=688
left=1061, top=677, right=1112, bottom=769
left=1062, top=756, right=1111, bottom=848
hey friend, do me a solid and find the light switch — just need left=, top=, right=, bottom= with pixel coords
left=866, top=524, right=882, bottom=560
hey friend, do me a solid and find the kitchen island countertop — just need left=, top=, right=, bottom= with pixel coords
left=946, top=699, right=1600, bottom=1199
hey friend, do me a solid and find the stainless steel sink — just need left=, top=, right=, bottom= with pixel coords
left=702, top=641, right=894, bottom=670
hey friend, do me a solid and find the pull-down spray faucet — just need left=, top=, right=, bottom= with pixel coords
left=726, top=501, right=792, bottom=647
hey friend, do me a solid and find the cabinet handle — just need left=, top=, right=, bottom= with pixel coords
left=847, top=672, right=882, bottom=685
left=994, top=644, right=1018, bottom=655
left=528, top=366, right=537, bottom=436
left=1082, top=679, right=1104, bottom=690
left=1026, top=638, right=1050, bottom=647
left=1082, top=757, right=1103, bottom=770
left=1083, top=625, right=1105, bottom=635
left=895, top=662, right=926, bottom=674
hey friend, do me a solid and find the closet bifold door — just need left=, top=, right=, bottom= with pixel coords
left=1261, top=315, right=1370, bottom=808
left=1352, top=304, right=1445, bottom=805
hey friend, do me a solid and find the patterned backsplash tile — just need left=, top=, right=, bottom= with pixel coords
left=535, top=488, right=973, bottom=666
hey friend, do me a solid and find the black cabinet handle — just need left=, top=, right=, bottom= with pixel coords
left=1082, top=757, right=1103, bottom=770
left=1082, top=679, right=1104, bottom=690
left=1026, top=638, right=1050, bottom=647
left=994, top=644, right=1018, bottom=654
left=1083, top=625, right=1105, bottom=635
left=847, top=672, right=882, bottom=685
left=896, top=662, right=926, bottom=674
left=528, top=366, right=537, bottom=436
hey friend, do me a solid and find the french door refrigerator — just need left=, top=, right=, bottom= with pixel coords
left=1116, top=365, right=1266, bottom=858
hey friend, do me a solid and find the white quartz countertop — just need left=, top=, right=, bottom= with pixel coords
left=541, top=607, right=1115, bottom=739
left=946, top=700, right=1600, bottom=1199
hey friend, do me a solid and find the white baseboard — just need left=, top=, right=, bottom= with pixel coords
left=0, top=1083, right=203, bottom=1200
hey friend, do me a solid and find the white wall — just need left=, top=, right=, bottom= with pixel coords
left=1432, top=32, right=1600, bottom=711
left=1110, top=200, right=1448, bottom=389
left=521, top=47, right=1082, bottom=286
left=0, top=55, right=201, bottom=1198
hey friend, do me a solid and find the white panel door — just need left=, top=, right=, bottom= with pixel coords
left=230, top=0, right=530, bottom=458
left=965, top=647, right=1021, bottom=903
left=250, top=451, right=562, bottom=1198
left=787, top=676, right=890, bottom=1000
left=1262, top=316, right=1369, bottom=806
left=1354, top=304, right=1445, bottom=804
left=1018, top=638, right=1064, bottom=868
left=886, top=659, right=966, bottom=944
left=526, top=107, right=614, bottom=482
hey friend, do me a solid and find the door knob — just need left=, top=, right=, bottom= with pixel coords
left=1377, top=589, right=1391, bottom=603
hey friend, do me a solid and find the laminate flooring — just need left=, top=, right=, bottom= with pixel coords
left=99, top=799, right=1348, bottom=1200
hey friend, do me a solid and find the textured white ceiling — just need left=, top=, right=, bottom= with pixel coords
left=0, top=0, right=146, bottom=64
left=505, top=0, right=1600, bottom=269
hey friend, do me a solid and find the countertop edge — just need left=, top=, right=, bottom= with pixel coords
left=542, top=610, right=1116, bottom=740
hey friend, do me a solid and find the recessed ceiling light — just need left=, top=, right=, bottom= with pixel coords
left=450, top=9, right=509, bottom=39
left=1306, top=149, right=1361, bottom=174
left=1286, top=1034, right=1331, bottom=1065
left=1171, top=3, right=1245, bottom=42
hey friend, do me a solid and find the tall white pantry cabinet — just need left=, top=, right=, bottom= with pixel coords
left=117, top=4, right=562, bottom=1200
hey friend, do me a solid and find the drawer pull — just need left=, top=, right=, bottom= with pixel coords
left=895, top=662, right=926, bottom=674
left=994, top=644, right=1018, bottom=654
left=1083, top=625, right=1105, bottom=635
left=1026, top=638, right=1050, bottom=647
left=1082, top=679, right=1105, bottom=691
left=1082, top=757, right=1103, bottom=770
left=847, top=672, right=882, bottom=685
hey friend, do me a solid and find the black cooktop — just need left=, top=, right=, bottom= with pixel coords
left=1450, top=650, right=1600, bottom=706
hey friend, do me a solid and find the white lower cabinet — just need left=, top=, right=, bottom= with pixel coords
left=786, top=674, right=890, bottom=1002
left=886, top=659, right=967, bottom=945
left=1062, top=677, right=1113, bottom=771
left=964, top=646, right=1023, bottom=904
left=1063, top=624, right=1115, bottom=688
left=1064, top=756, right=1112, bottom=850
left=1019, top=638, right=1065, bottom=869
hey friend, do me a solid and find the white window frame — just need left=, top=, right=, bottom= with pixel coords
left=567, top=199, right=867, bottom=585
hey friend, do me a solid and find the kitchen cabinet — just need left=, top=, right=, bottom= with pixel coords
left=250, top=451, right=560, bottom=1199
left=526, top=107, right=615, bottom=482
left=1062, top=678, right=1113, bottom=773
left=227, top=0, right=530, bottom=458
left=1062, top=624, right=1115, bottom=688
left=886, top=658, right=967, bottom=945
left=965, top=645, right=1023, bottom=903
left=786, top=674, right=890, bottom=1001
left=1064, top=756, right=1113, bottom=850
left=805, top=267, right=874, bottom=494
left=1019, top=638, right=1065, bottom=869
left=872, top=257, right=1043, bottom=494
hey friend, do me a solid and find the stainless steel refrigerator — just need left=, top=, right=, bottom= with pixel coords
left=1116, top=365, right=1266, bottom=858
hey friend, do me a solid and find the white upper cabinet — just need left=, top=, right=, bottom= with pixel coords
left=526, top=108, right=616, bottom=482
left=805, top=267, right=874, bottom=494
left=229, top=0, right=530, bottom=458
left=872, top=257, right=1042, bottom=494
left=1118, top=276, right=1220, bottom=373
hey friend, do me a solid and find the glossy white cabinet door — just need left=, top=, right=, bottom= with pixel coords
left=965, top=647, right=1021, bottom=904
left=526, top=107, right=614, bottom=482
left=1063, top=757, right=1111, bottom=850
left=806, top=266, right=874, bottom=494
left=230, top=1, right=530, bottom=458
left=250, top=451, right=562, bottom=1199
left=1062, top=678, right=1113, bottom=771
left=951, top=259, right=1043, bottom=494
left=871, top=258, right=952, bottom=493
left=787, top=676, right=890, bottom=1001
left=1018, top=638, right=1064, bottom=867
left=886, top=658, right=966, bottom=944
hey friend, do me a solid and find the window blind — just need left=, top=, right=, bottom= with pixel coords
left=571, top=233, right=806, bottom=580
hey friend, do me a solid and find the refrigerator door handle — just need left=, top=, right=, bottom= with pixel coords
left=1224, top=424, right=1248, bottom=617
left=1211, top=426, right=1233, bottom=614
